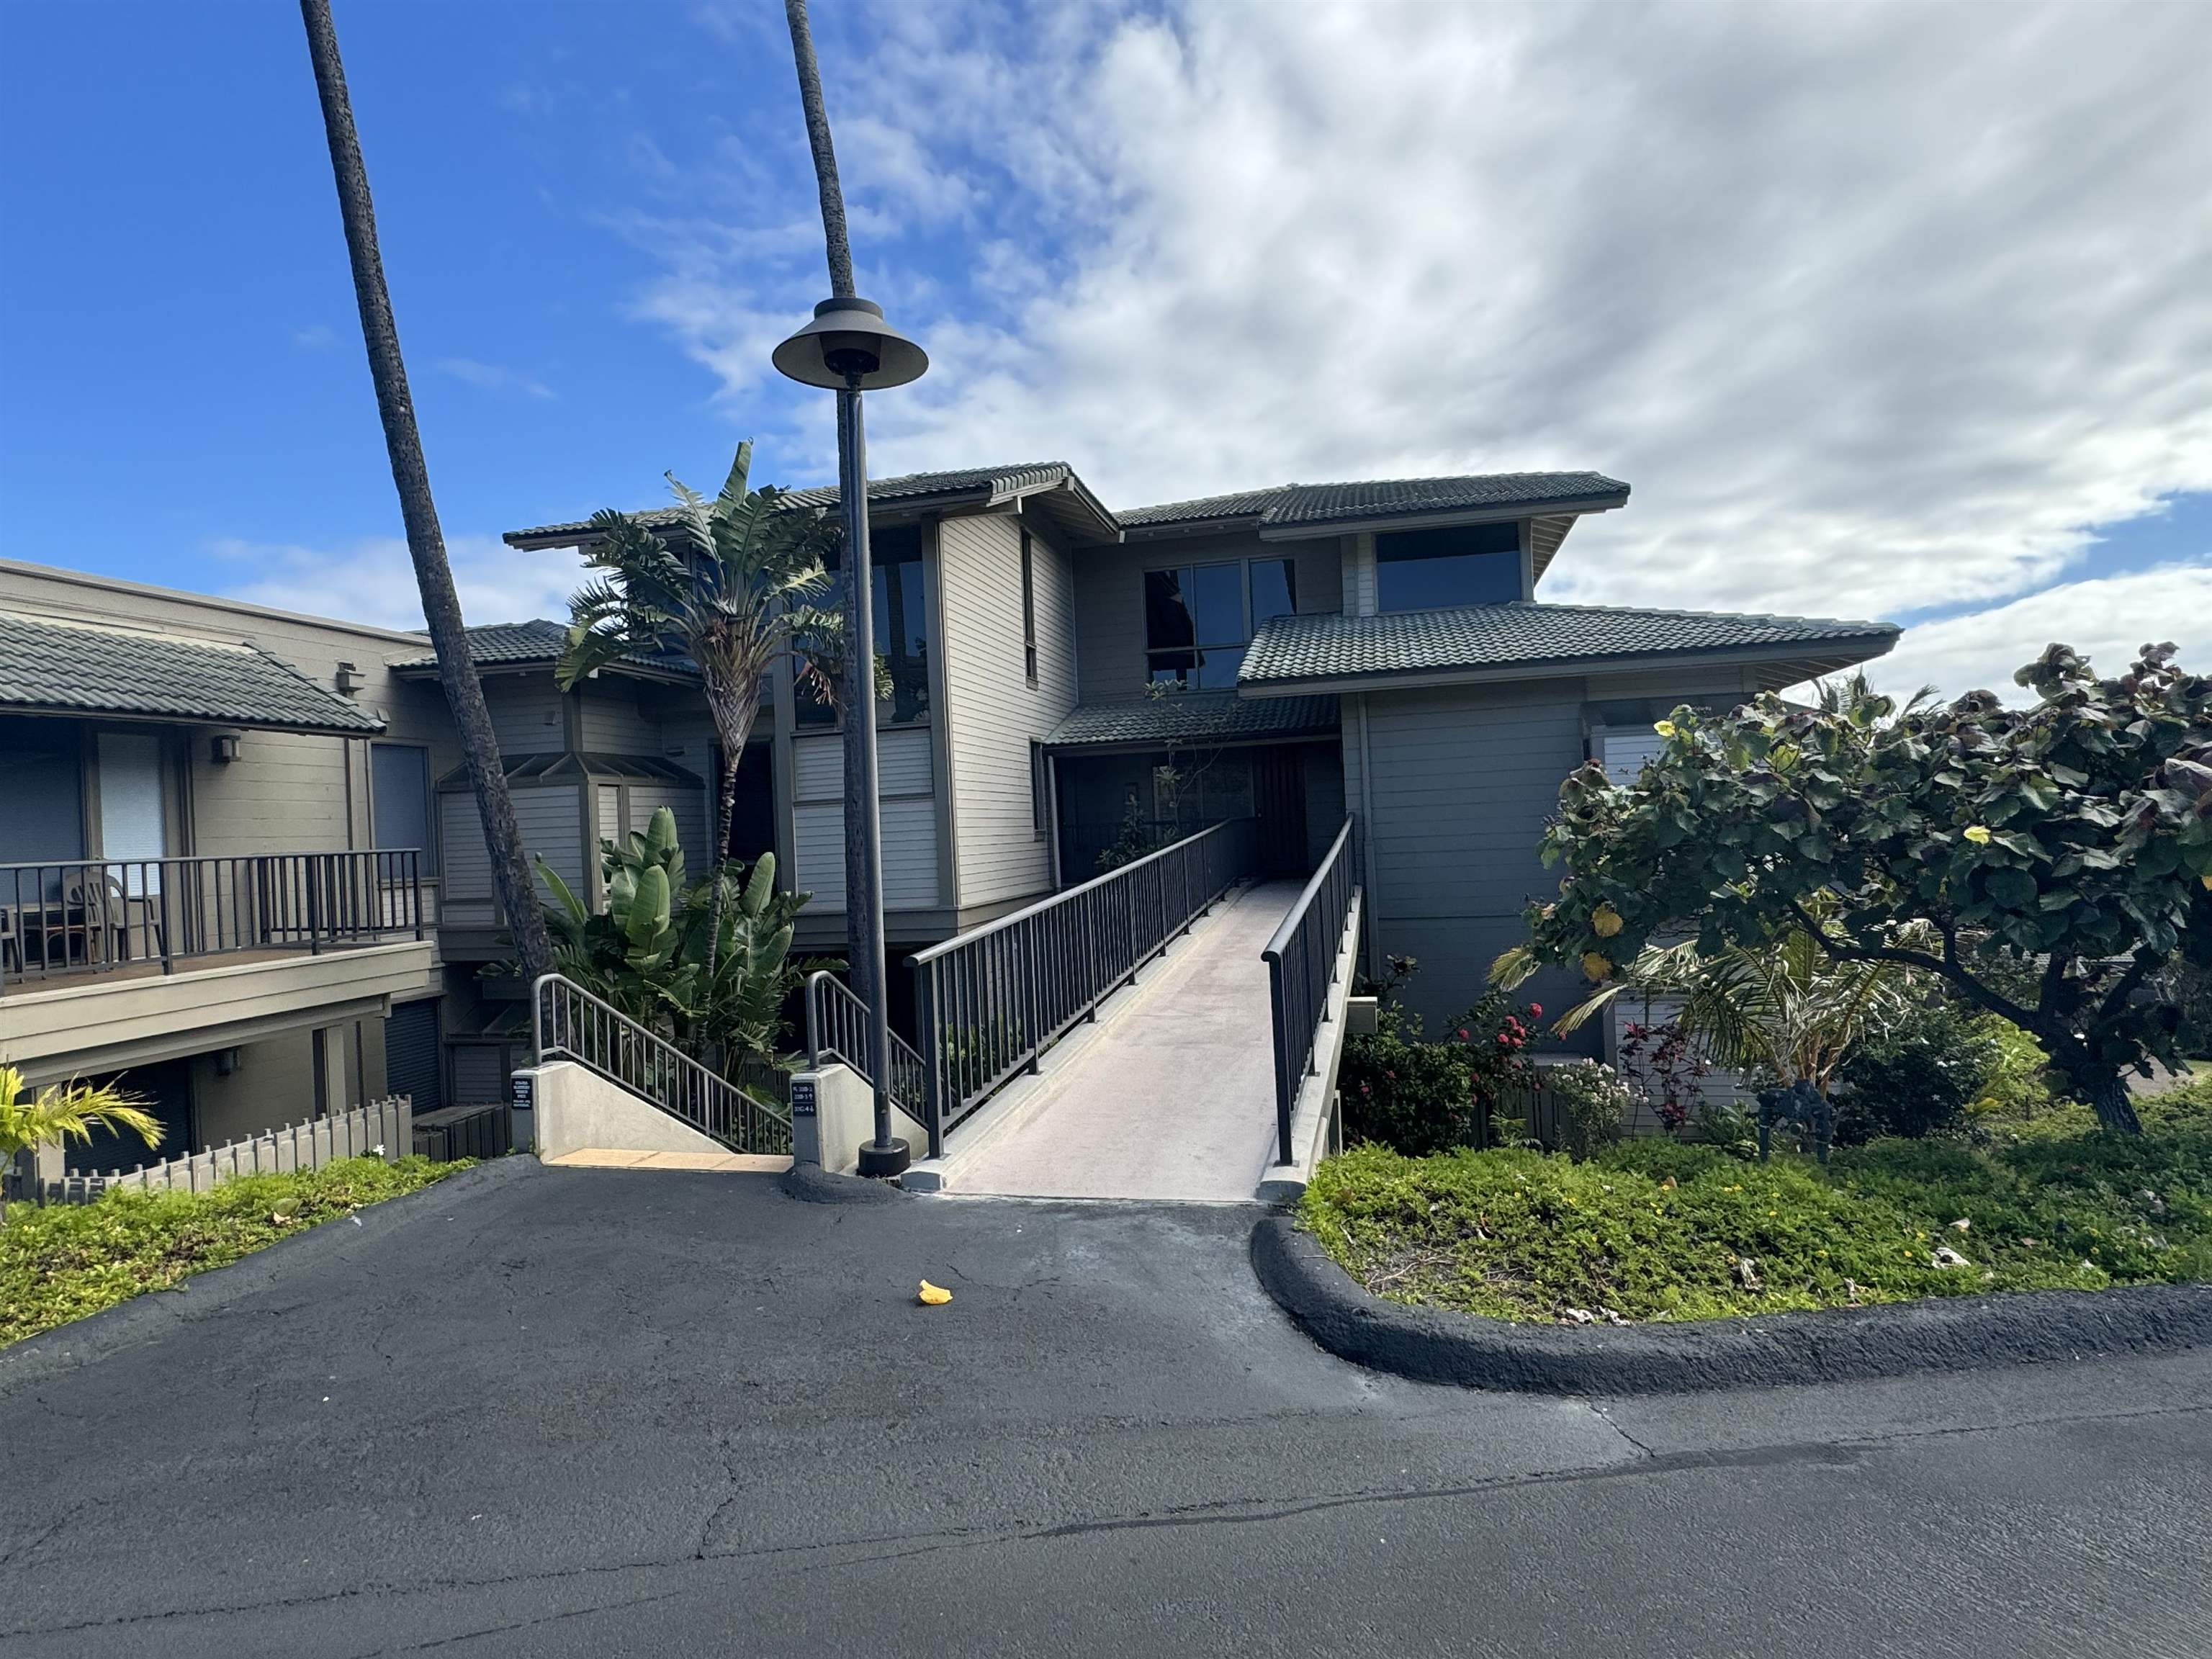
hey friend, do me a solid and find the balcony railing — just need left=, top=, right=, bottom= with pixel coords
left=0, top=850, right=425, bottom=990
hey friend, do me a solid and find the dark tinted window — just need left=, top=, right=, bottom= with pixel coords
left=1145, top=559, right=1290, bottom=690
left=799, top=524, right=931, bottom=724
left=1249, top=558, right=1297, bottom=624
left=370, top=743, right=434, bottom=872
left=0, top=716, right=85, bottom=869
left=1375, top=522, right=1521, bottom=611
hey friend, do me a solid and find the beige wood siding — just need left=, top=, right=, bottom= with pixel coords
left=624, top=781, right=706, bottom=873
left=483, top=681, right=565, bottom=752
left=577, top=683, right=659, bottom=752
left=439, top=791, right=496, bottom=905
left=938, top=513, right=1080, bottom=907
left=788, top=727, right=938, bottom=910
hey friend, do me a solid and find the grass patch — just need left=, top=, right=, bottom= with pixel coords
left=1300, top=1089, right=2212, bottom=1326
left=0, top=1156, right=467, bottom=1348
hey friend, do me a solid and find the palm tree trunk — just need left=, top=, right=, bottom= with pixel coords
left=783, top=0, right=873, bottom=1012
left=299, top=0, right=554, bottom=989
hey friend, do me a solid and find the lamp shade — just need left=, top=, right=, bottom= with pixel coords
left=771, top=296, right=929, bottom=391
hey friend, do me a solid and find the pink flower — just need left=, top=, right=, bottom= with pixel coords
left=1455, top=1028, right=1470, bottom=1040
left=1528, top=1002, right=1543, bottom=1019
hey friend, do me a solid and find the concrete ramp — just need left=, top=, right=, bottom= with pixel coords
left=939, top=881, right=1301, bottom=1202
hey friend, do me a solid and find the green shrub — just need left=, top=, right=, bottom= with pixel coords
left=1340, top=1003, right=1475, bottom=1156
left=1835, top=999, right=2000, bottom=1143
left=1340, top=989, right=1542, bottom=1156
left=1546, top=1059, right=1630, bottom=1159
left=0, top=1156, right=463, bottom=1347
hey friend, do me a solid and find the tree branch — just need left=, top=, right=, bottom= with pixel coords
left=1784, top=899, right=2036, bottom=1027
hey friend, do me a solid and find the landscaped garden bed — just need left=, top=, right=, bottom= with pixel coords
left=1301, top=1088, right=2211, bottom=1326
left=0, top=1156, right=465, bottom=1348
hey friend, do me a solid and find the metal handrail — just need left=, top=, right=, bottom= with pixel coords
left=0, top=849, right=423, bottom=989
left=1262, top=817, right=1360, bottom=1164
left=531, top=972, right=791, bottom=1155
left=804, top=969, right=927, bottom=1110
left=907, top=817, right=1257, bottom=1157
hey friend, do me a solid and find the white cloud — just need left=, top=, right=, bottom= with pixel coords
left=632, top=1, right=2212, bottom=657
left=436, top=357, right=558, bottom=401
left=1865, top=565, right=2212, bottom=706
left=210, top=535, right=588, bottom=634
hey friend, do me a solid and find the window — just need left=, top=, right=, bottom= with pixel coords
left=1143, top=557, right=1297, bottom=688
left=1030, top=740, right=1049, bottom=838
left=0, top=716, right=86, bottom=873
left=797, top=524, right=932, bottom=725
left=1020, top=529, right=1038, bottom=685
left=97, top=732, right=166, bottom=894
left=1375, top=522, right=1521, bottom=612
left=370, top=743, right=435, bottom=873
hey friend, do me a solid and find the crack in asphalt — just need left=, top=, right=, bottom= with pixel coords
left=9, top=1398, right=2204, bottom=1644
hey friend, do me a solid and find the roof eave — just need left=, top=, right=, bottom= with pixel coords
left=0, top=698, right=384, bottom=736
left=1256, top=493, right=1631, bottom=541
left=1238, top=631, right=1899, bottom=698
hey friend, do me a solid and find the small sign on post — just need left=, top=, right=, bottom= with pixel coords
left=508, top=1071, right=536, bottom=1154
left=790, top=1079, right=817, bottom=1118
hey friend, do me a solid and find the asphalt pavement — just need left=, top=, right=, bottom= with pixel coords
left=1, top=1157, right=2206, bottom=1657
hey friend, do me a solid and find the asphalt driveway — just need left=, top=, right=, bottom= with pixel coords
left=2, top=1157, right=2208, bottom=1657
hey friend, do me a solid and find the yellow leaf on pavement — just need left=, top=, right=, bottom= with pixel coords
left=918, top=1280, right=952, bottom=1306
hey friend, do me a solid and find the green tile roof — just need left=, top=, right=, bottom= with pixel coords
left=1046, top=691, right=1339, bottom=749
left=1239, top=602, right=1898, bottom=688
left=503, top=463, right=1083, bottom=547
left=387, top=621, right=698, bottom=680
left=1120, top=472, right=1629, bottom=533
left=0, top=611, right=384, bottom=733
left=508, top=465, right=1630, bottom=547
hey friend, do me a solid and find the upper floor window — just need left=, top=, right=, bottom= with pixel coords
left=371, top=742, right=436, bottom=873
left=797, top=523, right=931, bottom=725
left=1375, top=522, right=1521, bottom=612
left=1145, top=557, right=1298, bottom=688
left=1020, top=529, right=1038, bottom=685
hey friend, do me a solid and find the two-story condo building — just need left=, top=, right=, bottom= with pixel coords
left=1, top=464, right=1895, bottom=1170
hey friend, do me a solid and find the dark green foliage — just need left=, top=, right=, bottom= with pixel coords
left=1835, top=999, right=2001, bottom=1143
left=1300, top=1111, right=2211, bottom=1325
left=1512, top=645, right=2212, bottom=1133
left=1340, top=1003, right=1475, bottom=1156
left=534, top=806, right=811, bottom=1069
left=1, top=1157, right=462, bottom=1347
left=1339, top=990, right=1539, bottom=1156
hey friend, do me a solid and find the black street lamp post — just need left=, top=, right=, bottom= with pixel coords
left=773, top=297, right=927, bottom=1177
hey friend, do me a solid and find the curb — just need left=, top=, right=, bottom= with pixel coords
left=0, top=1156, right=538, bottom=1395
left=1250, top=1214, right=2212, bottom=1395
left=778, top=1163, right=908, bottom=1205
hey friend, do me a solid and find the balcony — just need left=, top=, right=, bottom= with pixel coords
left=0, top=851, right=436, bottom=1082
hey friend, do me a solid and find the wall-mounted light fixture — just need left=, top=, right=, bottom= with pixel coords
left=210, top=732, right=243, bottom=765
left=215, top=1048, right=242, bottom=1076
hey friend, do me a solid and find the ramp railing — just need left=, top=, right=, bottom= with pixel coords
left=532, top=973, right=791, bottom=1154
left=907, top=817, right=1256, bottom=1157
left=804, top=968, right=927, bottom=1112
left=1262, top=817, right=1360, bottom=1164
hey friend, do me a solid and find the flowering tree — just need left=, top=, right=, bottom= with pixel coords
left=1501, top=644, right=2212, bottom=1134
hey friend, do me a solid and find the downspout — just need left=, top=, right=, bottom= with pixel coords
left=1355, top=692, right=1381, bottom=980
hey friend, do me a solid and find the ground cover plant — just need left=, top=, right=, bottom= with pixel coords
left=1301, top=1084, right=2211, bottom=1326
left=0, top=1156, right=463, bottom=1348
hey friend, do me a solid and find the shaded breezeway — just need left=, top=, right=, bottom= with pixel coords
left=940, top=880, right=1302, bottom=1202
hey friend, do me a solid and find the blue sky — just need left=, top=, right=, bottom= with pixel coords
left=1, top=1, right=2207, bottom=700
